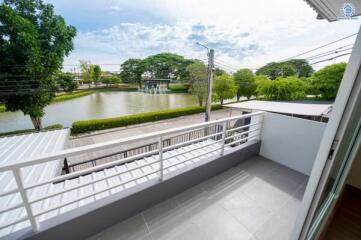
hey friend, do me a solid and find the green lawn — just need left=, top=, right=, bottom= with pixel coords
left=168, top=83, right=189, bottom=93
left=0, top=124, right=64, bottom=138
left=53, top=90, right=95, bottom=102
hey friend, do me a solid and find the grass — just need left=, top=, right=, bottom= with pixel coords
left=93, top=85, right=138, bottom=91
left=53, top=90, right=95, bottom=102
left=71, top=104, right=223, bottom=134
left=0, top=124, right=64, bottom=138
left=168, top=83, right=189, bottom=93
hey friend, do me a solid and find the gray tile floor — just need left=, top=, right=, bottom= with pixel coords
left=88, top=156, right=308, bottom=240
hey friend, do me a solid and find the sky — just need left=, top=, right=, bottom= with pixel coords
left=45, top=0, right=361, bottom=72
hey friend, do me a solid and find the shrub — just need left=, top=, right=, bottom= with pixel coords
left=0, top=104, right=5, bottom=112
left=72, top=105, right=223, bottom=134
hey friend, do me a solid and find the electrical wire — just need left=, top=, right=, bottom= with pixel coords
left=281, top=33, right=357, bottom=61
left=309, top=52, right=352, bottom=65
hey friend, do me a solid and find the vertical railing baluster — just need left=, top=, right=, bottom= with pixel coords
left=13, top=168, right=39, bottom=232
left=63, top=158, right=70, bottom=174
left=220, top=121, right=228, bottom=156
left=158, top=136, right=164, bottom=181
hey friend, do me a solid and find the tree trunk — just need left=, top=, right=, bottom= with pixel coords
left=30, top=116, right=43, bottom=131
left=138, top=81, right=142, bottom=88
left=237, top=94, right=241, bottom=102
left=220, top=99, right=224, bottom=105
left=198, top=97, right=203, bottom=107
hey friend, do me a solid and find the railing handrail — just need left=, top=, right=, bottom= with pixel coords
left=0, top=111, right=264, bottom=172
left=0, top=111, right=264, bottom=235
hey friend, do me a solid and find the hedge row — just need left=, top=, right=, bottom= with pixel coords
left=0, top=104, right=5, bottom=112
left=53, top=90, right=95, bottom=102
left=72, top=105, right=223, bottom=134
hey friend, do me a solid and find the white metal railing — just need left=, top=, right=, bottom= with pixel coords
left=0, top=111, right=264, bottom=235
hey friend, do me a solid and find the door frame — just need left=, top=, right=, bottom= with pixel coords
left=292, top=25, right=361, bottom=239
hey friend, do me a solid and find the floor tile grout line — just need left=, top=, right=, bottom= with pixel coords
left=216, top=201, right=255, bottom=239
left=141, top=212, right=153, bottom=240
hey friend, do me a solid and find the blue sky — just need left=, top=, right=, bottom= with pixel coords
left=45, top=0, right=361, bottom=72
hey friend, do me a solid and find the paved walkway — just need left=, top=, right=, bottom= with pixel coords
left=67, top=108, right=243, bottom=168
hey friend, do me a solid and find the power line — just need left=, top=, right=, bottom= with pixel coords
left=305, top=47, right=353, bottom=60
left=309, top=52, right=351, bottom=65
left=281, top=33, right=357, bottom=61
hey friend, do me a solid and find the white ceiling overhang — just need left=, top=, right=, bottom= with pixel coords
left=305, top=0, right=361, bottom=21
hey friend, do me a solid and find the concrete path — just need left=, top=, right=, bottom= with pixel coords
left=67, top=108, right=243, bottom=169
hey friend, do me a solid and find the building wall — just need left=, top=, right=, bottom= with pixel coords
left=260, top=112, right=326, bottom=175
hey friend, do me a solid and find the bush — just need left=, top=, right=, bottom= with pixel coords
left=0, top=104, right=5, bottom=112
left=72, top=105, right=223, bottom=134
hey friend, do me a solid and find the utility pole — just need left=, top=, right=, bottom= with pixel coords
left=195, top=42, right=214, bottom=122
left=205, top=49, right=214, bottom=122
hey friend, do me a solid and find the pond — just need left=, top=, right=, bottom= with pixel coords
left=0, top=91, right=199, bottom=133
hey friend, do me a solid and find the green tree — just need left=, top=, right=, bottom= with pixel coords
left=56, top=72, right=78, bottom=92
left=286, top=59, right=314, bottom=77
left=0, top=0, right=76, bottom=130
left=186, top=61, right=207, bottom=106
left=233, top=68, right=256, bottom=100
left=101, top=75, right=121, bottom=86
left=256, top=62, right=296, bottom=80
left=256, top=59, right=313, bottom=80
left=120, top=59, right=145, bottom=87
left=212, top=74, right=237, bottom=105
left=92, top=65, right=101, bottom=86
left=256, top=76, right=306, bottom=100
left=214, top=68, right=227, bottom=77
left=143, top=53, right=193, bottom=81
left=310, top=63, right=346, bottom=100
left=254, top=76, right=274, bottom=99
left=80, top=60, right=93, bottom=88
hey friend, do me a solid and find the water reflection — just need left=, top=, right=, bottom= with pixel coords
left=0, top=92, right=198, bottom=132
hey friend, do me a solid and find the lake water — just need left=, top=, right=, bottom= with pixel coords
left=0, top=91, right=198, bottom=133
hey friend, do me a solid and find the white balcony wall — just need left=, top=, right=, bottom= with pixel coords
left=260, top=112, right=326, bottom=175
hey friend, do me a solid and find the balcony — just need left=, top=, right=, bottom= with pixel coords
left=0, top=111, right=326, bottom=240
left=88, top=156, right=307, bottom=240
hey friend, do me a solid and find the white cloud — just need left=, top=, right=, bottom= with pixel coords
left=63, top=0, right=361, bottom=72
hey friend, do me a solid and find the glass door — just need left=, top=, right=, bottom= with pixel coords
left=306, top=90, right=361, bottom=239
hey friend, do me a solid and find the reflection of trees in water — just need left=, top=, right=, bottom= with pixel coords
left=87, top=92, right=104, bottom=116
left=0, top=92, right=199, bottom=132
